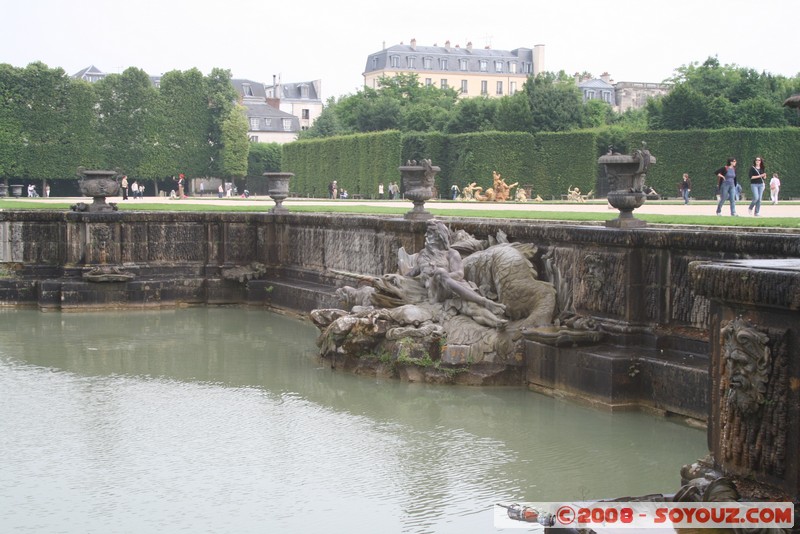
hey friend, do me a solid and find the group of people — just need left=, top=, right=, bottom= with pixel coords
left=120, top=175, right=144, bottom=199
left=713, top=157, right=781, bottom=216
left=326, top=181, right=351, bottom=199
left=677, top=158, right=782, bottom=216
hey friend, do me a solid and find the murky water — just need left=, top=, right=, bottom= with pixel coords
left=0, top=307, right=707, bottom=533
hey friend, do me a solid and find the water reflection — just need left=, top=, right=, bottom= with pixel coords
left=0, top=308, right=707, bottom=533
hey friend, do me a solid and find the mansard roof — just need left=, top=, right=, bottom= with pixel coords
left=364, top=42, right=534, bottom=73
left=241, top=100, right=299, bottom=132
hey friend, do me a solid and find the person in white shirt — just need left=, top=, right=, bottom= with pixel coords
left=769, top=173, right=781, bottom=204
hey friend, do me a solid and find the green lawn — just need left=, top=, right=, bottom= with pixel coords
left=1, top=199, right=798, bottom=229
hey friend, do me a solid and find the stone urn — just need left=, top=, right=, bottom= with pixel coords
left=10, top=184, right=23, bottom=197
left=598, top=145, right=656, bottom=228
left=0, top=183, right=8, bottom=197
left=264, top=172, right=293, bottom=213
left=72, top=169, right=120, bottom=213
left=400, top=159, right=439, bottom=221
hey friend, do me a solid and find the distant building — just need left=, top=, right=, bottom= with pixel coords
left=72, top=65, right=108, bottom=83
left=364, top=39, right=545, bottom=98
left=265, top=80, right=324, bottom=132
left=577, top=72, right=671, bottom=112
left=231, top=79, right=300, bottom=144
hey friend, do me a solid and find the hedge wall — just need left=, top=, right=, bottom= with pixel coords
left=282, top=128, right=798, bottom=200
left=281, top=131, right=402, bottom=197
left=624, top=128, right=800, bottom=200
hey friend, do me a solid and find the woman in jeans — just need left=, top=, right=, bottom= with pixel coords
left=747, top=157, right=767, bottom=216
left=715, top=158, right=738, bottom=216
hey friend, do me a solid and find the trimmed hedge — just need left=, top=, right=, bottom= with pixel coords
left=281, top=128, right=799, bottom=201
left=282, top=131, right=402, bottom=198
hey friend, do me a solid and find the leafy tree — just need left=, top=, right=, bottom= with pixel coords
left=205, top=67, right=239, bottom=176
left=494, top=92, right=533, bottom=132
left=445, top=97, right=497, bottom=134
left=523, top=72, right=584, bottom=133
left=247, top=142, right=281, bottom=176
left=219, top=104, right=249, bottom=178
left=94, top=67, right=157, bottom=175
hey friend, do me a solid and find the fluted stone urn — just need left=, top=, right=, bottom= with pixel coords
left=72, top=169, right=120, bottom=213
left=264, top=172, right=293, bottom=213
left=400, top=159, right=439, bottom=221
left=599, top=145, right=656, bottom=228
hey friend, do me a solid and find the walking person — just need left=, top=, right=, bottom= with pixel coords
left=121, top=175, right=129, bottom=200
left=679, top=173, right=691, bottom=204
left=378, top=182, right=384, bottom=199
left=715, top=158, right=738, bottom=216
left=747, top=157, right=766, bottom=216
left=770, top=173, right=781, bottom=204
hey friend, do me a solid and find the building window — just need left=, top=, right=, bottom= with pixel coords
left=249, top=135, right=258, bottom=142
left=479, top=60, right=488, bottom=72
left=496, top=81, right=503, bottom=95
left=481, top=80, right=488, bottom=95
left=440, top=59, right=448, bottom=70
left=585, top=90, right=596, bottom=100
left=408, top=56, right=416, bottom=68
left=460, top=80, right=468, bottom=93
left=282, top=119, right=292, bottom=131
left=265, top=118, right=272, bottom=127
left=459, top=59, right=468, bottom=71
left=302, top=109, right=310, bottom=119
left=509, top=62, right=517, bottom=74
left=390, top=55, right=400, bottom=68
left=424, top=57, right=432, bottom=69
left=243, top=84, right=254, bottom=97
left=440, top=79, right=448, bottom=89
left=510, top=81, right=517, bottom=95
left=425, top=78, right=432, bottom=86
left=372, top=57, right=378, bottom=70
left=300, top=85, right=309, bottom=98
left=602, top=91, right=612, bottom=103
left=495, top=61, right=503, bottom=73
left=249, top=118, right=259, bottom=130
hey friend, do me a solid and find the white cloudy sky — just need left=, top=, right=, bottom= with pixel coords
left=2, top=0, right=796, bottom=100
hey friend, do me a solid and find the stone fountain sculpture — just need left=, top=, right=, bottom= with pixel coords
left=599, top=144, right=656, bottom=228
left=311, top=220, right=603, bottom=382
left=400, top=159, right=439, bottom=220
left=264, top=172, right=294, bottom=213
left=71, top=168, right=121, bottom=213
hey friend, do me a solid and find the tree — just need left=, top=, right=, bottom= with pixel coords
left=445, top=97, right=496, bottom=134
left=94, top=67, right=157, bottom=175
left=219, top=104, right=249, bottom=178
left=247, top=142, right=281, bottom=176
left=523, top=72, right=584, bottom=133
left=494, top=92, right=532, bottom=132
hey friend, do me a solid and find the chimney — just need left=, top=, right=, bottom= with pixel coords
left=410, top=38, right=416, bottom=50
left=601, top=72, right=611, bottom=83
left=267, top=74, right=280, bottom=108
left=445, top=40, right=450, bottom=51
left=466, top=41, right=472, bottom=51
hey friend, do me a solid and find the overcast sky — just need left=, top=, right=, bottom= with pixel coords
left=3, top=0, right=796, bottom=100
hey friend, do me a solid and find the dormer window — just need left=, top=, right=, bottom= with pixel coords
left=243, top=84, right=254, bottom=97
left=440, top=58, right=448, bottom=70
left=459, top=59, right=468, bottom=71
left=509, top=62, right=517, bottom=74
left=249, top=118, right=259, bottom=130
left=424, top=57, right=432, bottom=69
left=390, top=55, right=400, bottom=68
left=494, top=61, right=503, bottom=73
left=479, top=60, right=488, bottom=72
left=407, top=56, right=416, bottom=68
left=300, top=85, right=309, bottom=98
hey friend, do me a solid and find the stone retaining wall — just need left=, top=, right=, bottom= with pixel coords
left=2, top=210, right=798, bottom=420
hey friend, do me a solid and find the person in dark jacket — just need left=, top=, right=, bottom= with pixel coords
left=715, top=158, right=738, bottom=216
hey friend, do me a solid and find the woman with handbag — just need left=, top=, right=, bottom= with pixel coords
left=747, top=157, right=766, bottom=216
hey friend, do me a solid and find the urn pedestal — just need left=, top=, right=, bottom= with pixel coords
left=10, top=184, right=23, bottom=198
left=264, top=172, right=293, bottom=214
left=72, top=169, right=120, bottom=213
left=598, top=148, right=655, bottom=228
left=400, top=160, right=440, bottom=221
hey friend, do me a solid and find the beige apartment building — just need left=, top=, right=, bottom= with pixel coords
left=363, top=39, right=545, bottom=98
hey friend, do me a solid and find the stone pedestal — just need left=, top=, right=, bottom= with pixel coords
left=598, top=148, right=655, bottom=228
left=692, top=258, right=800, bottom=501
left=400, top=160, right=439, bottom=221
left=264, top=172, right=293, bottom=214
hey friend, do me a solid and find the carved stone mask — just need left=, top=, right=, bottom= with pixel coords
left=721, top=317, right=770, bottom=416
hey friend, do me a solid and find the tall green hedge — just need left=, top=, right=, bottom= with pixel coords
left=282, top=131, right=402, bottom=197
left=624, top=128, right=800, bottom=199
left=282, top=128, right=798, bottom=200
